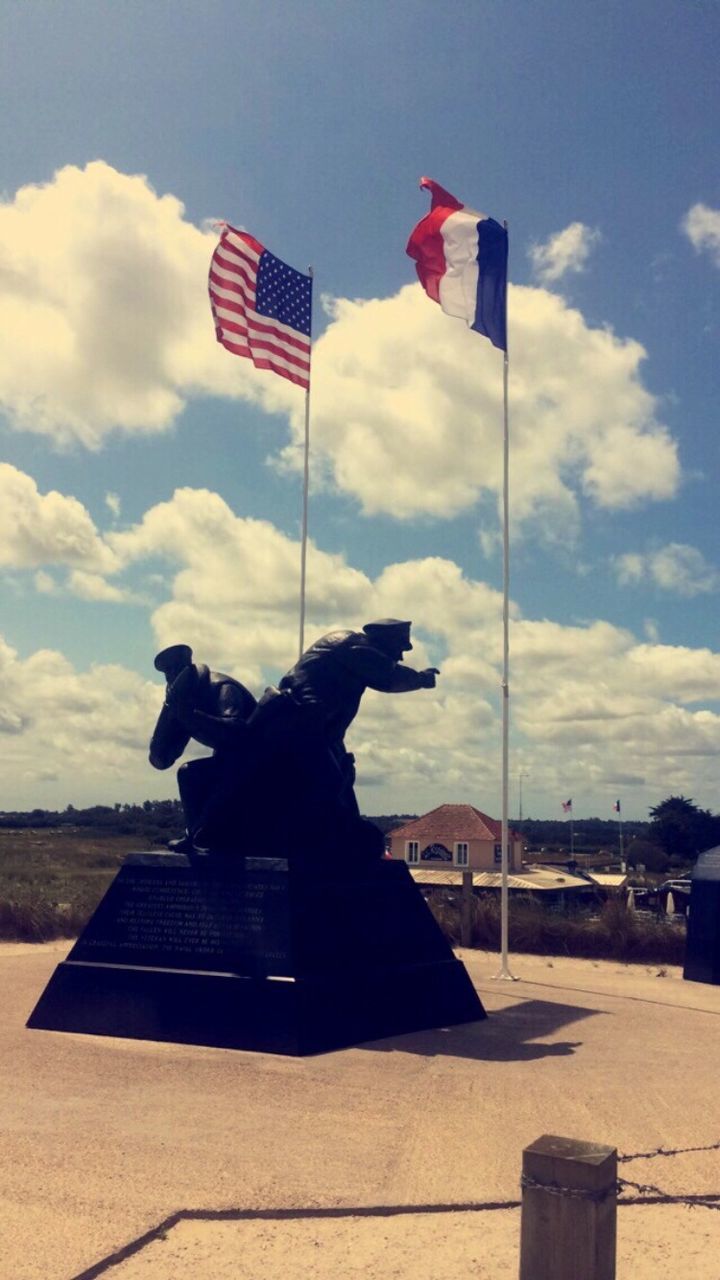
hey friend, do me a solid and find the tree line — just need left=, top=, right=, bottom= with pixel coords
left=0, top=800, right=184, bottom=845
left=0, top=795, right=717, bottom=869
left=517, top=796, right=720, bottom=871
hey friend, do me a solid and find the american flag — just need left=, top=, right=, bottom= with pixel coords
left=208, top=224, right=312, bottom=390
left=613, top=799, right=621, bottom=813
left=562, top=799, right=572, bottom=812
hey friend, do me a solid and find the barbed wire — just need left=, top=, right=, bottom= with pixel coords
left=618, top=1139, right=720, bottom=1163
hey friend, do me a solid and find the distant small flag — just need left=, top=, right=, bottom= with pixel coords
left=406, top=177, right=508, bottom=350
left=613, top=800, right=621, bottom=813
left=209, top=224, right=312, bottom=389
left=562, top=799, right=572, bottom=812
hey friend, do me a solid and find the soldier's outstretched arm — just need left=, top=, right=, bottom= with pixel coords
left=384, top=664, right=440, bottom=692
left=341, top=642, right=439, bottom=693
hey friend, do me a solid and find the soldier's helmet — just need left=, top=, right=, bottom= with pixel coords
left=154, top=644, right=193, bottom=675
left=362, top=619, right=413, bottom=654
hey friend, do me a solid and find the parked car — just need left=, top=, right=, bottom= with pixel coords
left=657, top=879, right=691, bottom=916
left=658, top=879, right=691, bottom=895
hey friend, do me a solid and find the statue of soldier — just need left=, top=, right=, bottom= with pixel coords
left=149, top=644, right=257, bottom=856
left=250, top=619, right=439, bottom=861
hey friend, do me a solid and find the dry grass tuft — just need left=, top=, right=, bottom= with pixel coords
left=0, top=829, right=137, bottom=941
left=427, top=892, right=685, bottom=965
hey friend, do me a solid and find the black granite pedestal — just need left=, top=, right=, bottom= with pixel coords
left=27, top=853, right=486, bottom=1054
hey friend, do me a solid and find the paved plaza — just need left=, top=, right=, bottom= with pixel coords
left=2, top=943, right=719, bottom=1278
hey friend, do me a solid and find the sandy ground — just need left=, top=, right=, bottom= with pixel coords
left=101, top=1205, right=720, bottom=1280
left=1, top=942, right=719, bottom=1279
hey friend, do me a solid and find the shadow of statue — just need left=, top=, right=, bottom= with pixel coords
left=358, top=998, right=602, bottom=1062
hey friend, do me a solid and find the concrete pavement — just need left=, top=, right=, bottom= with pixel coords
left=2, top=942, right=719, bottom=1278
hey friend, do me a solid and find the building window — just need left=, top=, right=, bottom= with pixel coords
left=406, top=841, right=419, bottom=864
left=421, top=843, right=452, bottom=862
left=455, top=842, right=469, bottom=867
left=494, top=843, right=502, bottom=865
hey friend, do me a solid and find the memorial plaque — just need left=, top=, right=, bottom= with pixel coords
left=28, top=853, right=486, bottom=1054
left=69, top=854, right=292, bottom=977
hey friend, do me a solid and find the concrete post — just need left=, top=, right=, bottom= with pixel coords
left=461, top=870, right=473, bottom=947
left=519, top=1134, right=617, bottom=1280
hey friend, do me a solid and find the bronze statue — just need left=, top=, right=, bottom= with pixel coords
left=253, top=618, right=437, bottom=750
left=272, top=618, right=438, bottom=739
left=248, top=620, right=439, bottom=861
left=149, top=622, right=439, bottom=864
left=149, top=644, right=256, bottom=856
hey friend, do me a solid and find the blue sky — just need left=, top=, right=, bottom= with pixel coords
left=0, top=0, right=718, bottom=820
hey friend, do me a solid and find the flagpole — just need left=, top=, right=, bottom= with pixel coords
left=208, top=226, right=313, bottom=661
left=494, top=220, right=516, bottom=981
left=298, top=266, right=314, bottom=658
left=406, top=183, right=514, bottom=977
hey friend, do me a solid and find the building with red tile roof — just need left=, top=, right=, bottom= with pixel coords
left=387, top=804, right=522, bottom=871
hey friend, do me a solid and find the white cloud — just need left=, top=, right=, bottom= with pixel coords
left=478, top=527, right=501, bottom=559
left=615, top=552, right=644, bottom=584
left=626, top=644, right=720, bottom=703
left=105, top=492, right=121, bottom=518
left=0, top=165, right=680, bottom=546
left=0, top=466, right=142, bottom=602
left=513, top=626, right=720, bottom=809
left=683, top=203, right=720, bottom=267
left=0, top=637, right=161, bottom=806
left=265, top=283, right=679, bottom=534
left=0, top=162, right=269, bottom=446
left=108, top=486, right=375, bottom=684
left=2, top=486, right=719, bottom=813
left=92, top=493, right=720, bottom=811
left=34, top=571, right=58, bottom=595
left=0, top=466, right=714, bottom=814
left=66, top=570, right=137, bottom=604
left=614, top=544, right=719, bottom=596
left=529, top=222, right=602, bottom=284
left=643, top=618, right=660, bottom=644
left=0, top=463, right=116, bottom=571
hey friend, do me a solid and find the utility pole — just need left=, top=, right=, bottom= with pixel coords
left=518, top=771, right=530, bottom=825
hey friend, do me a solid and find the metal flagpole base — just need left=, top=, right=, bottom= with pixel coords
left=491, top=966, right=520, bottom=981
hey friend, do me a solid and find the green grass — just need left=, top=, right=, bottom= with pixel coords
left=0, top=829, right=688, bottom=964
left=0, top=829, right=144, bottom=941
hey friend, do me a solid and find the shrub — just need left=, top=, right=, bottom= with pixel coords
left=425, top=891, right=685, bottom=966
left=0, top=897, right=92, bottom=942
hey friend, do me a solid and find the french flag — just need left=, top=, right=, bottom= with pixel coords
left=406, top=177, right=508, bottom=351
